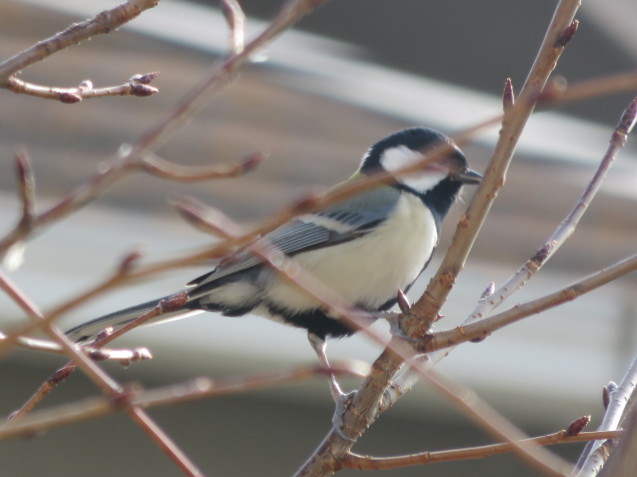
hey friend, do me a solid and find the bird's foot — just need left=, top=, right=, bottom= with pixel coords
left=382, top=312, right=419, bottom=344
left=331, top=390, right=357, bottom=442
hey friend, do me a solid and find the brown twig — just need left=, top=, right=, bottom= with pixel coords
left=0, top=0, right=330, bottom=261
left=294, top=2, right=583, bottom=476
left=341, top=430, right=621, bottom=471
left=0, top=271, right=204, bottom=476
left=468, top=96, right=636, bottom=319
left=0, top=362, right=368, bottom=441
left=537, top=69, right=637, bottom=106
left=426, top=253, right=637, bottom=350
left=5, top=73, right=159, bottom=103
left=388, top=95, right=637, bottom=402
left=173, top=198, right=572, bottom=476
left=221, top=0, right=246, bottom=54
left=139, top=151, right=266, bottom=181
left=0, top=0, right=160, bottom=84
left=4, top=288, right=186, bottom=421
left=0, top=126, right=493, bottom=354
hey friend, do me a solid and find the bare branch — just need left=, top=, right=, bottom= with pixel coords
left=0, top=271, right=203, bottom=476
left=174, top=198, right=572, bottom=477
left=0, top=363, right=367, bottom=441
left=538, top=70, right=637, bottom=106
left=0, top=0, right=160, bottom=84
left=427, top=253, right=637, bottom=350
left=294, top=2, right=584, bottom=476
left=139, top=151, right=266, bottom=181
left=388, top=95, right=637, bottom=404
left=403, top=0, right=582, bottom=341
left=341, top=430, right=620, bottom=472
left=575, top=351, right=637, bottom=476
left=5, top=73, right=159, bottom=103
left=221, top=0, right=246, bottom=54
left=597, top=409, right=637, bottom=477
left=0, top=0, right=332, bottom=262
left=477, top=96, right=636, bottom=313
left=0, top=331, right=151, bottom=364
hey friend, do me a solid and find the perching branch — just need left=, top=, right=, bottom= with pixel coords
left=387, top=95, right=637, bottom=403
left=294, top=3, right=584, bottom=477
left=173, top=199, right=572, bottom=477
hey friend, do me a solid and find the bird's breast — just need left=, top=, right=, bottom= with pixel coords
left=265, top=193, right=438, bottom=312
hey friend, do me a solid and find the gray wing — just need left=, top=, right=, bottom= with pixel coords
left=188, top=186, right=401, bottom=289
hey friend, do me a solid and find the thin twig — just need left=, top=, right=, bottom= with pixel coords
left=6, top=73, right=159, bottom=103
left=221, top=0, right=246, bottom=54
left=0, top=0, right=331, bottom=260
left=388, top=95, right=637, bottom=402
left=575, top=351, right=637, bottom=476
left=4, top=289, right=186, bottom=422
left=0, top=363, right=367, bottom=441
left=597, top=408, right=637, bottom=477
left=0, top=331, right=151, bottom=364
left=0, top=272, right=204, bottom=477
left=0, top=0, right=160, bottom=83
left=173, top=198, right=572, bottom=476
left=538, top=70, right=637, bottom=106
left=342, top=430, right=621, bottom=471
left=0, top=127, right=494, bottom=354
left=139, top=151, right=266, bottom=181
left=293, top=3, right=584, bottom=477
left=467, top=96, right=636, bottom=319
left=426, top=253, right=637, bottom=350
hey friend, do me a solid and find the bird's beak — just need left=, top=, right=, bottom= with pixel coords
left=455, top=169, right=482, bottom=184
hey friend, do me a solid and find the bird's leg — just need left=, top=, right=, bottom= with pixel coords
left=307, top=333, right=345, bottom=401
left=307, top=333, right=355, bottom=441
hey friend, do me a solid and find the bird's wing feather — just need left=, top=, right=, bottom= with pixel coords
left=188, top=186, right=400, bottom=288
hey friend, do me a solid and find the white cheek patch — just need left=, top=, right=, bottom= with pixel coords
left=380, top=145, right=447, bottom=193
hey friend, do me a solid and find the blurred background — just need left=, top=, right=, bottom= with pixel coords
left=1, top=0, right=636, bottom=475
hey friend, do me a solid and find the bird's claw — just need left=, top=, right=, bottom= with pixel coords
left=382, top=312, right=419, bottom=344
left=331, top=390, right=357, bottom=442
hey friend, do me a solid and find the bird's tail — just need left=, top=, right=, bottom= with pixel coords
left=65, top=293, right=203, bottom=343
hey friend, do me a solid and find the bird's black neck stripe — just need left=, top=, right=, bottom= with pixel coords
left=393, top=177, right=462, bottom=231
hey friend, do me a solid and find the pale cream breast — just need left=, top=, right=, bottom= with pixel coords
left=265, top=193, right=438, bottom=312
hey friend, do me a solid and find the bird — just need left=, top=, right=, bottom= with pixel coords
left=66, top=127, right=480, bottom=400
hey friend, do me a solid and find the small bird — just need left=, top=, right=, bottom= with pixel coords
left=66, top=127, right=480, bottom=399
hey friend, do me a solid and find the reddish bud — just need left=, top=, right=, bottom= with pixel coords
left=566, top=415, right=590, bottom=436
left=59, top=92, right=82, bottom=104
left=131, top=84, right=158, bottom=96
left=242, top=152, right=267, bottom=171
left=51, top=365, right=74, bottom=383
left=554, top=20, right=579, bottom=47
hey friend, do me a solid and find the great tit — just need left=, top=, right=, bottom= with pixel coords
left=66, top=127, right=480, bottom=396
